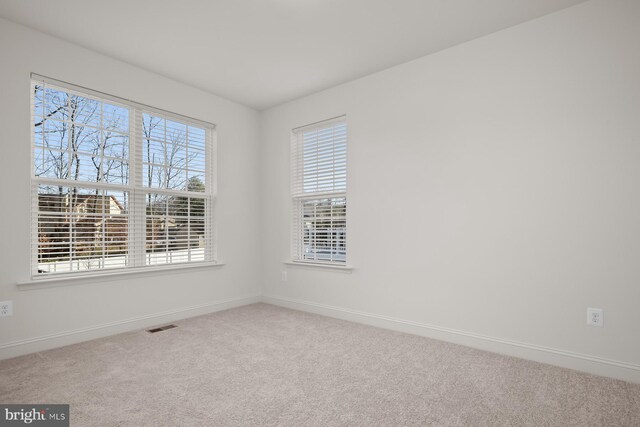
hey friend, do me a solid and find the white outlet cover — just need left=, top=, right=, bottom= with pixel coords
left=587, top=307, right=603, bottom=327
left=0, top=300, right=13, bottom=317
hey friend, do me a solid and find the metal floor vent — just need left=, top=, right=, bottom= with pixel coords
left=147, top=324, right=178, bottom=333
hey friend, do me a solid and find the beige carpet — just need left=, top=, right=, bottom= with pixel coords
left=1, top=303, right=639, bottom=426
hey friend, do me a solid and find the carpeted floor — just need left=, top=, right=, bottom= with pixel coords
left=1, top=303, right=639, bottom=426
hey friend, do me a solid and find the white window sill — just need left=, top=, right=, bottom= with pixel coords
left=284, top=261, right=353, bottom=272
left=17, top=262, right=225, bottom=289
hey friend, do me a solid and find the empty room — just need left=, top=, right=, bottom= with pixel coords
left=0, top=0, right=639, bottom=425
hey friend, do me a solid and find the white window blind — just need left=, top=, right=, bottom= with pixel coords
left=31, top=75, right=216, bottom=279
left=291, top=116, right=347, bottom=264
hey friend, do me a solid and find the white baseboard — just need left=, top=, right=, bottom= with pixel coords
left=0, top=294, right=261, bottom=360
left=262, top=295, right=640, bottom=384
left=4, top=293, right=638, bottom=384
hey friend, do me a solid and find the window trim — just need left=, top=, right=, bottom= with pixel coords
left=18, top=262, right=226, bottom=288
left=283, top=261, right=353, bottom=271
left=290, top=115, right=348, bottom=266
left=29, top=73, right=218, bottom=281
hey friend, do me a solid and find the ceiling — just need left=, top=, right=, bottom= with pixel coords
left=0, top=0, right=587, bottom=110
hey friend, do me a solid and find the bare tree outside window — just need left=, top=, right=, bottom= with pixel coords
left=142, top=113, right=207, bottom=264
left=32, top=80, right=214, bottom=277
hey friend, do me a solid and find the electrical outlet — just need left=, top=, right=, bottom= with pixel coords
left=282, top=271, right=288, bottom=281
left=0, top=300, right=12, bottom=317
left=587, top=307, right=603, bottom=327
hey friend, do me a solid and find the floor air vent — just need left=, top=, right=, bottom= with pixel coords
left=147, top=324, right=178, bottom=333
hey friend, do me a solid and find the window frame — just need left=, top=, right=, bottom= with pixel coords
left=29, top=74, right=218, bottom=281
left=290, top=115, right=348, bottom=267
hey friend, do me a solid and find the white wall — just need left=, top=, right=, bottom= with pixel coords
left=0, top=18, right=262, bottom=357
left=260, top=0, right=640, bottom=382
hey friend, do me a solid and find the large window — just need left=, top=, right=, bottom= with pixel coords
left=31, top=75, right=216, bottom=278
left=291, top=116, right=347, bottom=265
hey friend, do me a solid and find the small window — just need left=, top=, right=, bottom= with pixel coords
left=31, top=75, right=216, bottom=278
left=290, top=116, right=347, bottom=265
